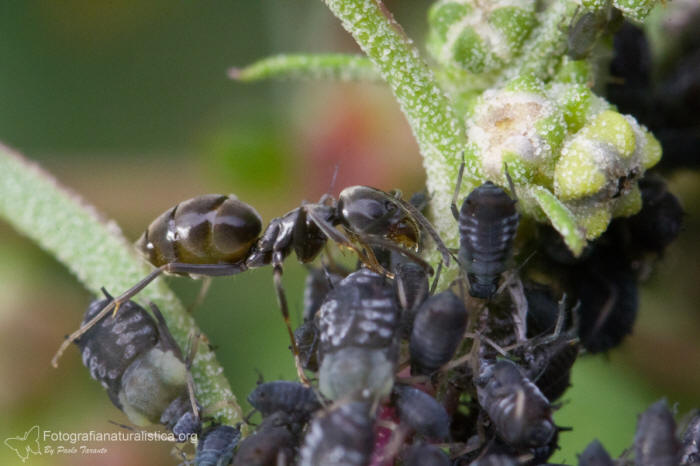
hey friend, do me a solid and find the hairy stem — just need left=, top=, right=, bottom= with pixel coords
left=322, top=0, right=473, bottom=255
left=0, top=143, right=243, bottom=426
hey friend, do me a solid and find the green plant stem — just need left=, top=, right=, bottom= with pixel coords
left=322, top=0, right=473, bottom=258
left=230, top=54, right=381, bottom=82
left=0, top=143, right=243, bottom=426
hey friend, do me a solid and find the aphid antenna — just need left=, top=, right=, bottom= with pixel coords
left=450, top=152, right=467, bottom=221
left=430, top=261, right=443, bottom=295
left=108, top=420, right=135, bottom=432
left=184, top=332, right=202, bottom=422
left=503, top=162, right=519, bottom=202
left=395, top=374, right=431, bottom=386
left=507, top=276, right=528, bottom=343
left=441, top=332, right=509, bottom=373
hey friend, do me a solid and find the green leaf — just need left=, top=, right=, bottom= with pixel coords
left=530, top=184, right=587, bottom=256
left=230, top=53, right=381, bottom=82
left=0, top=142, right=243, bottom=425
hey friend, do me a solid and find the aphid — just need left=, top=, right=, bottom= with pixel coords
left=578, top=439, right=615, bottom=466
left=409, top=290, right=468, bottom=375
left=401, top=444, right=450, bottom=466
left=195, top=424, right=241, bottom=466
left=248, top=380, right=321, bottom=424
left=316, top=268, right=400, bottom=401
left=476, top=359, right=555, bottom=449
left=527, top=339, right=579, bottom=402
left=567, top=3, right=623, bottom=60
left=232, top=412, right=296, bottom=466
left=681, top=412, right=700, bottom=465
left=634, top=399, right=680, bottom=466
left=393, top=261, right=430, bottom=340
left=451, top=163, right=520, bottom=299
left=627, top=176, right=684, bottom=255
left=75, top=291, right=199, bottom=437
left=468, top=454, right=518, bottom=466
left=392, top=384, right=450, bottom=441
left=573, top=249, right=638, bottom=353
left=299, top=401, right=375, bottom=466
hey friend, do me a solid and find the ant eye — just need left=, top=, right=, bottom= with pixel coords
left=384, top=200, right=397, bottom=213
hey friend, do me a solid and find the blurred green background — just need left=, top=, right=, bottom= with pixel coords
left=0, top=1, right=697, bottom=465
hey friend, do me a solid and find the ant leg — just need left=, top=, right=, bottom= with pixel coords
left=52, top=262, right=248, bottom=368
left=430, top=261, right=443, bottom=295
left=272, top=265, right=311, bottom=386
left=188, top=277, right=212, bottom=313
left=184, top=332, right=201, bottom=422
left=451, top=158, right=466, bottom=221
left=359, top=233, right=434, bottom=275
left=396, top=196, right=454, bottom=267
left=51, top=264, right=169, bottom=367
left=306, top=207, right=393, bottom=278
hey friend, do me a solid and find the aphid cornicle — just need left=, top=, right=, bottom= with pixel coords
left=634, top=399, right=681, bottom=466
left=76, top=292, right=199, bottom=437
left=409, top=290, right=468, bottom=375
left=299, top=401, right=375, bottom=466
left=195, top=424, right=241, bottom=466
left=578, top=439, right=615, bottom=466
left=476, top=359, right=555, bottom=449
left=451, top=164, right=520, bottom=299
left=316, top=268, right=400, bottom=401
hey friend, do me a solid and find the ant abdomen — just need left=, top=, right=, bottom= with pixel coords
left=136, top=194, right=262, bottom=269
left=459, top=182, right=519, bottom=299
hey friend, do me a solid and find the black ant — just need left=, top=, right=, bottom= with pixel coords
left=53, top=188, right=450, bottom=384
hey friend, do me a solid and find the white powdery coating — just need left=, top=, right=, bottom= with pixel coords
left=468, top=89, right=555, bottom=180
left=325, top=0, right=467, bottom=259
left=442, top=0, right=527, bottom=69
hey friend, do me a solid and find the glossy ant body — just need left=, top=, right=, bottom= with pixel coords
left=53, top=187, right=448, bottom=384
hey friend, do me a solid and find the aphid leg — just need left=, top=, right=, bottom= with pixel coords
left=272, top=264, right=311, bottom=386
left=306, top=206, right=393, bottom=278
left=187, top=277, right=212, bottom=313
left=507, top=276, right=528, bottom=343
left=451, top=158, right=466, bottom=221
left=430, top=261, right=443, bottom=295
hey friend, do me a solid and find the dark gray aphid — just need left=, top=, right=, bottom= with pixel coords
left=299, top=401, right=375, bottom=466
left=409, top=290, right=468, bottom=375
left=681, top=412, right=700, bottom=465
left=469, top=454, right=518, bottom=466
left=248, top=380, right=320, bottom=422
left=567, top=3, right=623, bottom=60
left=456, top=182, right=519, bottom=299
left=578, top=439, right=615, bottom=466
left=634, top=399, right=680, bottom=466
left=401, top=444, right=450, bottom=466
left=232, top=412, right=295, bottom=466
left=317, top=269, right=400, bottom=400
left=393, top=384, right=450, bottom=441
left=76, top=292, right=199, bottom=437
left=476, top=359, right=555, bottom=449
left=195, top=424, right=241, bottom=466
